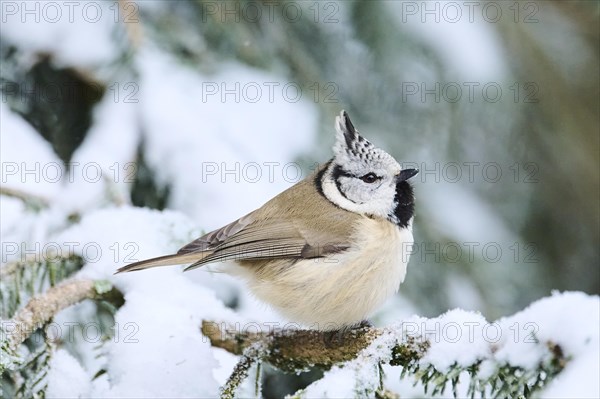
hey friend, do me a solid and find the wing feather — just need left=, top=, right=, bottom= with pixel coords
left=184, top=239, right=307, bottom=271
left=180, top=215, right=351, bottom=270
left=177, top=212, right=255, bottom=254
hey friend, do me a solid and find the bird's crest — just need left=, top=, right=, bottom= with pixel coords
left=333, top=110, right=399, bottom=171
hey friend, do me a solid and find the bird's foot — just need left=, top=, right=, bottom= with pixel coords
left=357, top=319, right=373, bottom=329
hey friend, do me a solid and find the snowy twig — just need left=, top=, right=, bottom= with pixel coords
left=201, top=321, right=427, bottom=372
left=220, top=342, right=266, bottom=399
left=4, top=279, right=122, bottom=352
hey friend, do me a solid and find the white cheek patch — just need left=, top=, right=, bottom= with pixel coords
left=337, top=176, right=367, bottom=204
left=322, top=168, right=394, bottom=220
left=323, top=177, right=364, bottom=213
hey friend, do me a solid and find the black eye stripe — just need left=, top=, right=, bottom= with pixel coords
left=333, top=166, right=380, bottom=181
left=331, top=164, right=382, bottom=186
left=331, top=164, right=354, bottom=179
left=331, top=164, right=354, bottom=202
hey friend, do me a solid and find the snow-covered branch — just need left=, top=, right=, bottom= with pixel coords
left=4, top=279, right=122, bottom=352
left=201, top=320, right=428, bottom=372
left=202, top=293, right=599, bottom=399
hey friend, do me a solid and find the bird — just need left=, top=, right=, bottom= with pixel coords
left=116, top=110, right=418, bottom=331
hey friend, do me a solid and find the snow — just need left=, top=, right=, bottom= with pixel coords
left=0, top=103, right=62, bottom=201
left=543, top=349, right=600, bottom=398
left=501, top=291, right=600, bottom=398
left=397, top=292, right=599, bottom=397
left=46, top=349, right=90, bottom=398
left=496, top=291, right=599, bottom=367
left=0, top=104, right=71, bottom=264
left=46, top=206, right=236, bottom=396
left=298, top=336, right=387, bottom=398
left=60, top=93, right=140, bottom=212
left=53, top=206, right=195, bottom=277
left=136, top=47, right=318, bottom=228
left=1, top=1, right=117, bottom=69
left=0, top=196, right=25, bottom=239
left=298, top=366, right=373, bottom=398
left=102, top=290, right=220, bottom=397
left=404, top=309, right=491, bottom=372
left=298, top=292, right=600, bottom=398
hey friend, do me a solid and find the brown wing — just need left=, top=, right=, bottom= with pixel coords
left=180, top=167, right=359, bottom=270
left=116, top=164, right=359, bottom=275
left=143, top=164, right=359, bottom=272
left=182, top=216, right=351, bottom=271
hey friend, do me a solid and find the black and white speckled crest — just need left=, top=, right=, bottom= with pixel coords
left=320, top=110, right=416, bottom=227
left=333, top=111, right=401, bottom=176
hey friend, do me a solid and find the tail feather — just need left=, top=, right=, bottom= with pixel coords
left=114, top=252, right=212, bottom=274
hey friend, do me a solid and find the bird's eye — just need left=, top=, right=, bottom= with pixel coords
left=360, top=173, right=379, bottom=183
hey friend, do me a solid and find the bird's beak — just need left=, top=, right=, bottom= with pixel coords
left=396, top=168, right=419, bottom=182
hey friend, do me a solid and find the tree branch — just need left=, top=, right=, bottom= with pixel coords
left=4, top=279, right=122, bottom=352
left=201, top=319, right=567, bottom=399
left=201, top=320, right=428, bottom=372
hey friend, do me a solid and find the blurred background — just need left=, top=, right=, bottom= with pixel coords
left=1, top=0, right=598, bottom=396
